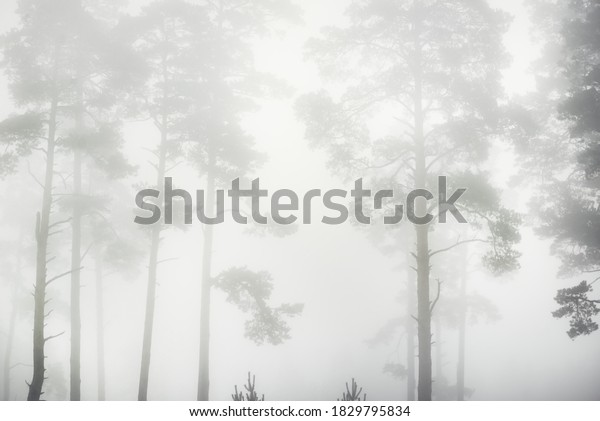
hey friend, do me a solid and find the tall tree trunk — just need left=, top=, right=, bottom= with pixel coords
left=3, top=229, right=23, bottom=401
left=95, top=256, right=105, bottom=401
left=70, top=84, right=83, bottom=401
left=415, top=223, right=432, bottom=402
left=456, top=251, right=467, bottom=401
left=3, top=287, right=17, bottom=401
left=197, top=152, right=215, bottom=401
left=411, top=0, right=432, bottom=401
left=413, top=56, right=433, bottom=401
left=435, top=315, right=443, bottom=386
left=27, top=93, right=58, bottom=401
left=138, top=126, right=167, bottom=401
left=405, top=266, right=416, bottom=401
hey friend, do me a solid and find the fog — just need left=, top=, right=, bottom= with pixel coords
left=1, top=0, right=600, bottom=401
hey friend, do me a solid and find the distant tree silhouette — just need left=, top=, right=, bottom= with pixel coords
left=337, top=378, right=366, bottom=401
left=231, top=372, right=264, bottom=401
left=121, top=0, right=208, bottom=400
left=173, top=0, right=299, bottom=401
left=122, top=0, right=300, bottom=400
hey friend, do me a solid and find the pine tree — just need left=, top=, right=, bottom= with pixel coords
left=57, top=0, right=131, bottom=401
left=337, top=378, right=366, bottom=401
left=527, top=0, right=600, bottom=338
left=120, top=0, right=206, bottom=400
left=298, top=0, right=521, bottom=400
left=162, top=0, right=300, bottom=401
left=231, top=372, right=264, bottom=401
left=0, top=0, right=82, bottom=400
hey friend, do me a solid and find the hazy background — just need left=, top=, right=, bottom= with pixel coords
left=1, top=0, right=599, bottom=401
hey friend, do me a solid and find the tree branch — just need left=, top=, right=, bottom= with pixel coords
left=430, top=279, right=442, bottom=314
left=46, top=266, right=83, bottom=287
left=429, top=238, right=487, bottom=258
left=44, top=332, right=65, bottom=343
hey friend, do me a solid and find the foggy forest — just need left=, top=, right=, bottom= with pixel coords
left=1, top=0, right=600, bottom=402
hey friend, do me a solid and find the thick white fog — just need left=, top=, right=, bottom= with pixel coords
left=1, top=0, right=600, bottom=402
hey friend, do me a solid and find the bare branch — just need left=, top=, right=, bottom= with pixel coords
left=26, top=161, right=45, bottom=190
left=46, top=266, right=83, bottom=286
left=44, top=331, right=65, bottom=343
left=157, top=257, right=178, bottom=266
left=429, top=238, right=487, bottom=258
left=430, top=279, right=442, bottom=314
left=11, top=363, right=33, bottom=370
left=48, top=217, right=72, bottom=230
left=80, top=242, right=94, bottom=264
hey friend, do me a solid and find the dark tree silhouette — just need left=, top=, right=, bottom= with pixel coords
left=528, top=0, right=600, bottom=338
left=298, top=0, right=521, bottom=400
left=553, top=281, right=600, bottom=338
left=0, top=0, right=87, bottom=400
left=1, top=0, right=132, bottom=401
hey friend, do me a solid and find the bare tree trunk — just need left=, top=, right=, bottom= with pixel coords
left=435, top=315, right=443, bottom=386
left=138, top=125, right=166, bottom=401
left=138, top=225, right=160, bottom=401
left=3, top=289, right=17, bottom=400
left=3, top=229, right=24, bottom=401
left=27, top=92, right=58, bottom=401
left=406, top=266, right=416, bottom=401
left=415, top=223, right=432, bottom=402
left=411, top=0, right=432, bottom=401
left=197, top=152, right=215, bottom=401
left=70, top=84, right=83, bottom=401
left=95, top=256, right=105, bottom=401
left=413, top=50, right=432, bottom=402
left=456, top=251, right=467, bottom=401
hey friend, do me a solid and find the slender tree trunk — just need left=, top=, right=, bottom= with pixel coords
left=197, top=152, right=215, bottom=401
left=415, top=227, right=432, bottom=401
left=435, top=315, right=443, bottom=387
left=456, top=252, right=467, bottom=401
left=414, top=74, right=432, bottom=399
left=138, top=125, right=167, bottom=401
left=95, top=256, right=105, bottom=401
left=411, top=0, right=432, bottom=401
left=3, top=230, right=23, bottom=401
left=70, top=84, right=83, bottom=401
left=406, top=266, right=416, bottom=401
left=27, top=93, right=58, bottom=401
left=138, top=53, right=170, bottom=400
left=3, top=288, right=17, bottom=401
left=415, top=222, right=432, bottom=402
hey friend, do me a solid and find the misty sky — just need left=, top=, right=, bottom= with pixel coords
left=1, top=0, right=599, bottom=402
